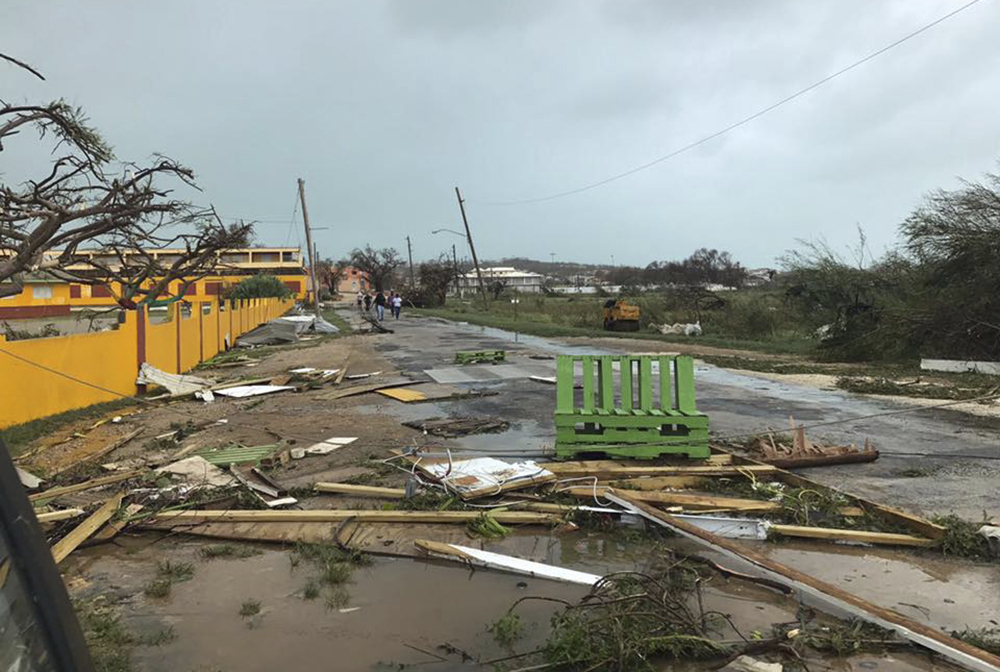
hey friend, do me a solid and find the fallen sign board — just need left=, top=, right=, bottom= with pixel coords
left=376, top=383, right=498, bottom=404
left=394, top=451, right=557, bottom=499
left=415, top=540, right=601, bottom=585
left=608, top=492, right=1000, bottom=672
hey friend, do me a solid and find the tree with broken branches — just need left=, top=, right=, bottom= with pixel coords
left=0, top=54, right=252, bottom=306
left=349, top=245, right=401, bottom=292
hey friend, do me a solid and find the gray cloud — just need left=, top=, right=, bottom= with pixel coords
left=2, top=0, right=997, bottom=268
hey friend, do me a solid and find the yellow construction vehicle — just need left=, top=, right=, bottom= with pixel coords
left=602, top=299, right=640, bottom=331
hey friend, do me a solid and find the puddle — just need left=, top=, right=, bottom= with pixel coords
left=752, top=540, right=1000, bottom=631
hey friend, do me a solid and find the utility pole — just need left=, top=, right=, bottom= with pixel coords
left=297, top=178, right=320, bottom=317
left=406, top=235, right=415, bottom=286
left=451, top=244, right=459, bottom=299
left=455, top=186, right=488, bottom=308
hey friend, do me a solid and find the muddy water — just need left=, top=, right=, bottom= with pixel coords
left=754, top=540, right=1000, bottom=631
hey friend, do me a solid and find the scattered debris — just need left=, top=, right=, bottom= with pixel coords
left=16, top=466, right=42, bottom=489
left=980, top=525, right=1000, bottom=557
left=305, top=437, right=357, bottom=456
left=315, top=482, right=405, bottom=498
left=193, top=443, right=281, bottom=467
left=415, top=540, right=601, bottom=585
left=213, top=384, right=295, bottom=398
left=155, top=456, right=236, bottom=488
left=144, top=509, right=559, bottom=524
left=30, top=470, right=144, bottom=504
left=229, top=465, right=296, bottom=508
left=317, top=379, right=419, bottom=401
left=345, top=371, right=382, bottom=380
left=402, top=417, right=509, bottom=438
left=529, top=375, right=557, bottom=385
left=652, top=321, right=703, bottom=336
left=454, top=350, right=505, bottom=365
left=48, top=427, right=144, bottom=477
left=136, top=363, right=214, bottom=396
left=396, top=452, right=556, bottom=499
left=740, top=422, right=878, bottom=469
left=376, top=383, right=497, bottom=403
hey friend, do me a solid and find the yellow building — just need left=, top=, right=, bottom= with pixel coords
left=0, top=247, right=310, bottom=318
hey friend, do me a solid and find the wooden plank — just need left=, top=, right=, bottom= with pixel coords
left=29, top=470, right=144, bottom=504
left=581, top=356, right=595, bottom=412
left=315, top=483, right=405, bottom=498
left=658, top=355, right=673, bottom=410
left=563, top=487, right=781, bottom=512
left=606, top=476, right=708, bottom=490
left=150, top=510, right=561, bottom=524
left=598, top=356, right=614, bottom=411
left=92, top=504, right=144, bottom=542
left=415, top=540, right=601, bottom=585
left=318, top=379, right=419, bottom=401
left=769, top=524, right=935, bottom=548
left=545, top=463, right=776, bottom=479
left=674, top=355, right=697, bottom=413
left=50, top=493, right=125, bottom=564
left=556, top=356, right=574, bottom=413
left=726, top=452, right=948, bottom=540
left=609, top=493, right=999, bottom=672
left=36, top=508, right=84, bottom=524
left=620, top=356, right=633, bottom=410
left=377, top=388, right=427, bottom=402
left=638, top=357, right=653, bottom=411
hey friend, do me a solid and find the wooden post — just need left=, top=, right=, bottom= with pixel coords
left=297, top=178, right=321, bottom=317
left=406, top=235, right=415, bottom=286
left=455, top=187, right=488, bottom=309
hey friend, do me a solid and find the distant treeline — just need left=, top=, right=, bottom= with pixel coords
left=602, top=248, right=748, bottom=289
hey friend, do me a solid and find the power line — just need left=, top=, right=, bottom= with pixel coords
left=482, top=0, right=986, bottom=206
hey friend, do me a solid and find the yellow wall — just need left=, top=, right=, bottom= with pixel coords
left=0, top=297, right=296, bottom=428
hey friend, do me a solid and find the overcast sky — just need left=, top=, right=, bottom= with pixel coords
left=3, top=0, right=999, bottom=268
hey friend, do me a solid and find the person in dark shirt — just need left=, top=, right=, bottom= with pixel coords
left=363, top=293, right=372, bottom=312
left=374, top=291, right=387, bottom=321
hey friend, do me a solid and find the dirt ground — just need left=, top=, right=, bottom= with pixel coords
left=16, top=306, right=1000, bottom=671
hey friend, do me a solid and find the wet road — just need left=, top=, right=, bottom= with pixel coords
left=358, top=310, right=1000, bottom=519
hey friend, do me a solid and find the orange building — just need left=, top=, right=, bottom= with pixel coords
left=337, top=266, right=371, bottom=295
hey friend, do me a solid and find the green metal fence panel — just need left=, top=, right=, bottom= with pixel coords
left=581, top=356, right=595, bottom=412
left=553, top=353, right=708, bottom=460
left=556, top=356, right=575, bottom=414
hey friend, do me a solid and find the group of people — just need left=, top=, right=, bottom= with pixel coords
left=357, top=290, right=403, bottom=321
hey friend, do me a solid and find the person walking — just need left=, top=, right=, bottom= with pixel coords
left=392, top=292, right=402, bottom=319
left=363, top=293, right=372, bottom=313
left=356, top=291, right=363, bottom=312
left=374, top=290, right=387, bottom=321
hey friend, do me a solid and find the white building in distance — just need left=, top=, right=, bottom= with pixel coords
left=454, top=266, right=544, bottom=294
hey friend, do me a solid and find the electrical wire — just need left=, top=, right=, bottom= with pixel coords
left=3, top=342, right=1000, bottom=460
left=482, top=0, right=986, bottom=206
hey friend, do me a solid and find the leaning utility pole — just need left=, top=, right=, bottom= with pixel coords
left=406, top=235, right=415, bottom=286
left=297, top=178, right=321, bottom=317
left=451, top=244, right=459, bottom=298
left=455, top=186, right=488, bottom=308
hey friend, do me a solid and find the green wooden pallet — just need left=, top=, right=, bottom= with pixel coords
left=554, top=354, right=709, bottom=460
left=454, top=350, right=506, bottom=365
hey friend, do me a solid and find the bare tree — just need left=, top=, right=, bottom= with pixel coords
left=317, top=257, right=346, bottom=297
left=0, top=54, right=251, bottom=306
left=349, top=245, right=401, bottom=292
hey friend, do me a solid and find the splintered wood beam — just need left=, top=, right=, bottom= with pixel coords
left=148, top=509, right=560, bottom=525
left=50, top=493, right=125, bottom=564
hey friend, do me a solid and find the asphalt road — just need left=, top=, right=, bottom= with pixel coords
left=357, top=310, right=999, bottom=519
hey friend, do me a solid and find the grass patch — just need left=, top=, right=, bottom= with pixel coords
left=199, top=543, right=262, bottom=560
left=898, top=466, right=937, bottom=478
left=0, top=398, right=138, bottom=458
left=156, top=560, right=194, bottom=582
left=341, top=472, right=388, bottom=487
left=320, top=308, right=352, bottom=334
left=951, top=627, right=1000, bottom=655
left=303, top=579, right=320, bottom=600
left=932, top=514, right=995, bottom=561
left=321, top=561, right=353, bottom=586
left=239, top=599, right=261, bottom=618
left=137, top=627, right=177, bottom=647
left=76, top=600, right=136, bottom=672
left=836, top=376, right=997, bottom=400
left=325, top=587, right=351, bottom=611
left=143, top=578, right=172, bottom=599
left=488, top=612, right=524, bottom=649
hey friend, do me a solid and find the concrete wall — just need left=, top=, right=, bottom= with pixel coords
left=0, top=297, right=294, bottom=428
